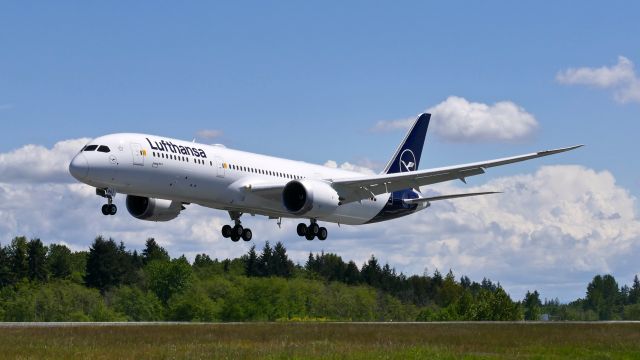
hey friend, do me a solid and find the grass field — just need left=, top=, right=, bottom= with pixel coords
left=0, top=322, right=639, bottom=359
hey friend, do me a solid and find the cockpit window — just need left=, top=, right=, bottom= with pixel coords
left=97, top=145, right=111, bottom=153
left=84, top=145, right=98, bottom=151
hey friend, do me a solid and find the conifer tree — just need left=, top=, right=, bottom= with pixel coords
left=27, top=238, right=48, bottom=282
left=8, top=236, right=29, bottom=282
left=629, top=275, right=640, bottom=305
left=523, top=290, right=542, bottom=320
left=48, top=244, right=73, bottom=279
left=142, top=238, right=170, bottom=265
left=244, top=245, right=259, bottom=277
left=85, top=236, right=123, bottom=292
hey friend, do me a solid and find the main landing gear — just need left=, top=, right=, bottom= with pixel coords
left=97, top=188, right=117, bottom=216
left=296, top=220, right=327, bottom=241
left=221, top=211, right=252, bottom=242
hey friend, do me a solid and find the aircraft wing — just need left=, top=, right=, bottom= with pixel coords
left=329, top=145, right=583, bottom=203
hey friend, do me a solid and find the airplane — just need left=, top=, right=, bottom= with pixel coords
left=68, top=113, right=582, bottom=242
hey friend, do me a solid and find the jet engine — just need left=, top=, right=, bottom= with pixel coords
left=125, top=195, right=183, bottom=222
left=282, top=180, right=340, bottom=218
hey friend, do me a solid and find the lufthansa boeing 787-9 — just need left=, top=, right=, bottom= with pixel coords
left=69, top=113, right=582, bottom=241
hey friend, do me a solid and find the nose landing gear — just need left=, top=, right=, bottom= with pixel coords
left=97, top=188, right=117, bottom=216
left=221, top=211, right=252, bottom=242
left=101, top=203, right=117, bottom=216
left=297, top=220, right=327, bottom=241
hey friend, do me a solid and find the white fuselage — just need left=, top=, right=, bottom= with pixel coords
left=69, top=133, right=426, bottom=225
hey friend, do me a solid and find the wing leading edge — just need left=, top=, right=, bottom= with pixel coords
left=329, top=144, right=583, bottom=203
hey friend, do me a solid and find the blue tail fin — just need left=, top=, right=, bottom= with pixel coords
left=381, top=113, right=431, bottom=174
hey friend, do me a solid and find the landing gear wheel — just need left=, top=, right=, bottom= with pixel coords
left=305, top=231, right=315, bottom=241
left=242, top=228, right=252, bottom=241
left=221, top=225, right=232, bottom=238
left=297, top=223, right=307, bottom=236
left=309, top=223, right=320, bottom=236
left=101, top=204, right=110, bottom=215
left=230, top=234, right=240, bottom=242
left=318, top=227, right=328, bottom=241
left=109, top=204, right=117, bottom=215
left=233, top=225, right=244, bottom=237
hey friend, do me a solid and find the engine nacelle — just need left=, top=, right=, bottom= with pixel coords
left=125, top=195, right=183, bottom=222
left=282, top=180, right=339, bottom=218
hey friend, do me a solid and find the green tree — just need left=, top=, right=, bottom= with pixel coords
left=109, top=286, right=164, bottom=321
left=361, top=255, right=382, bottom=288
left=271, top=242, right=294, bottom=278
left=0, top=244, right=12, bottom=287
left=167, top=287, right=221, bottom=322
left=258, top=242, right=274, bottom=276
left=193, top=253, right=215, bottom=268
left=623, top=304, right=640, bottom=320
left=0, top=280, right=122, bottom=322
left=85, top=236, right=124, bottom=292
left=27, top=238, right=48, bottom=282
left=142, top=238, right=170, bottom=265
left=586, top=274, right=622, bottom=320
left=69, top=251, right=88, bottom=283
left=145, top=259, right=193, bottom=304
left=48, top=244, right=73, bottom=279
left=523, top=290, right=542, bottom=320
left=131, top=250, right=144, bottom=270
left=244, top=245, right=259, bottom=277
left=344, top=261, right=361, bottom=285
left=438, top=270, right=462, bottom=307
left=305, top=252, right=318, bottom=273
left=117, top=242, right=141, bottom=286
left=8, top=236, right=29, bottom=282
left=628, top=275, right=640, bottom=305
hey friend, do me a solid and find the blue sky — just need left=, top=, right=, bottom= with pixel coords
left=1, top=2, right=639, bottom=301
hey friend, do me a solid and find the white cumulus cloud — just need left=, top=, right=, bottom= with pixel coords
left=0, top=138, right=89, bottom=184
left=556, top=56, right=640, bottom=104
left=372, top=96, right=539, bottom=142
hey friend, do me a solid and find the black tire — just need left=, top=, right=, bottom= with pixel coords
left=305, top=232, right=315, bottom=241
left=231, top=234, right=240, bottom=242
left=109, top=204, right=117, bottom=215
left=309, top=223, right=320, bottom=235
left=221, top=225, right=232, bottom=238
left=101, top=204, right=109, bottom=215
left=242, top=228, right=252, bottom=241
left=318, top=227, right=328, bottom=241
left=296, top=223, right=307, bottom=236
left=233, top=225, right=244, bottom=237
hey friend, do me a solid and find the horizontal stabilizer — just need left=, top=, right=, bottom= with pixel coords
left=403, top=191, right=501, bottom=204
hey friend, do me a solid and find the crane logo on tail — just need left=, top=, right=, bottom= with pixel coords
left=399, top=149, right=416, bottom=172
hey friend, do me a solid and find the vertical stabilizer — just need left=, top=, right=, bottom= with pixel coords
left=381, top=113, right=431, bottom=174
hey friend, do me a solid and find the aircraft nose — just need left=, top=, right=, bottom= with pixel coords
left=69, top=153, right=89, bottom=180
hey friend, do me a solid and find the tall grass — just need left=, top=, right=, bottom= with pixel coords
left=0, top=322, right=638, bottom=359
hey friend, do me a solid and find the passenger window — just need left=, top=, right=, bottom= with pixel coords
left=84, top=145, right=98, bottom=151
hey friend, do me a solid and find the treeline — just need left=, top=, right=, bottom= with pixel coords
left=0, top=236, right=638, bottom=321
